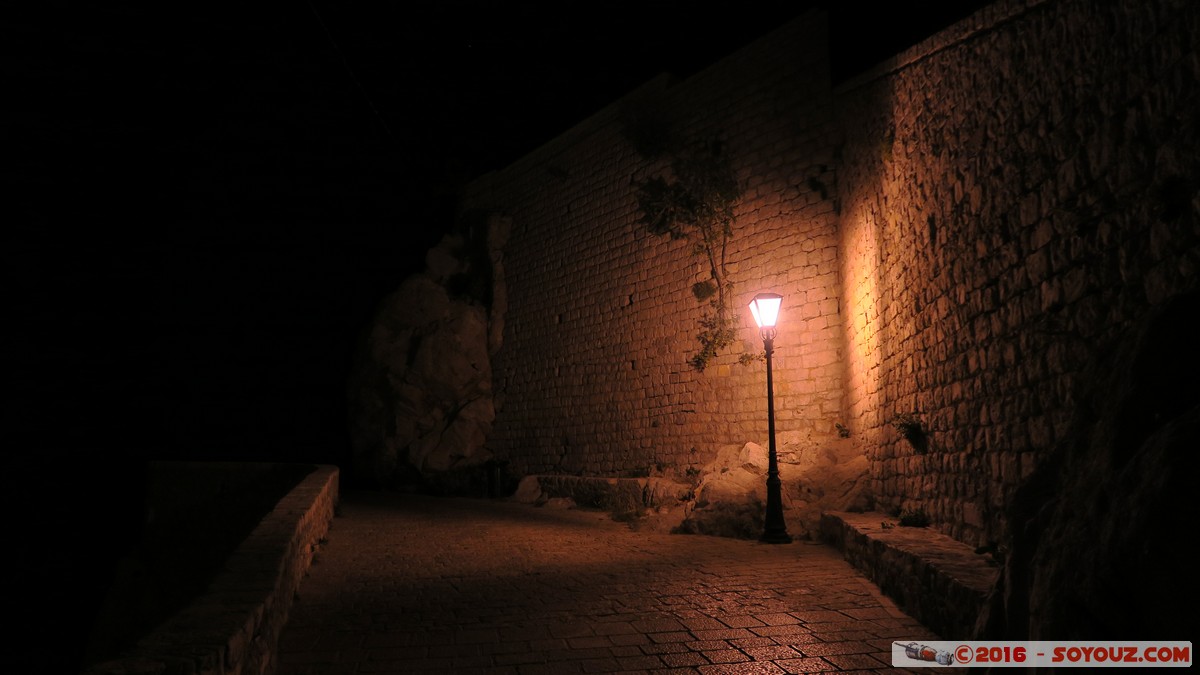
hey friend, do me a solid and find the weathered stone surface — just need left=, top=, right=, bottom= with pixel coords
left=671, top=437, right=871, bottom=540
left=418, top=396, right=495, bottom=473
left=511, top=475, right=543, bottom=504
left=424, top=234, right=465, bottom=282
left=348, top=216, right=507, bottom=489
left=527, top=475, right=691, bottom=510
left=673, top=443, right=771, bottom=539
left=697, top=443, right=772, bottom=504
left=408, top=303, right=491, bottom=404
left=784, top=435, right=873, bottom=536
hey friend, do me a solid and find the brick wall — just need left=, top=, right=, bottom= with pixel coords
left=461, top=12, right=842, bottom=479
left=461, top=0, right=1199, bottom=548
left=837, top=0, right=1199, bottom=546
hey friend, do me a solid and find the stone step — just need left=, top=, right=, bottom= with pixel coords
left=820, top=511, right=1000, bottom=640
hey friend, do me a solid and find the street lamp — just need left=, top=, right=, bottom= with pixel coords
left=748, top=292, right=792, bottom=544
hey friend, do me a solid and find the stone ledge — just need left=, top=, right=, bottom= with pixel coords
left=85, top=464, right=340, bottom=675
left=820, top=511, right=999, bottom=640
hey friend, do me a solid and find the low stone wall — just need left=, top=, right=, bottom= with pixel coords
left=820, top=511, right=999, bottom=640
left=85, top=465, right=340, bottom=675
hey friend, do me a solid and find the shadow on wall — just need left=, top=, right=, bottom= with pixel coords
left=978, top=291, right=1200, bottom=640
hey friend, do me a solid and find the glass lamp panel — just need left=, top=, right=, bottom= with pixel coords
left=749, top=293, right=783, bottom=328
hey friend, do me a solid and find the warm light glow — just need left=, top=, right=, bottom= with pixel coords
left=749, top=292, right=783, bottom=329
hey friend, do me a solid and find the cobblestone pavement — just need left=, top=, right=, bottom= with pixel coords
left=276, top=491, right=944, bottom=674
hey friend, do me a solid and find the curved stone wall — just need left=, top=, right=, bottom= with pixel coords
left=458, top=0, right=1199, bottom=550
left=837, top=0, right=1199, bottom=545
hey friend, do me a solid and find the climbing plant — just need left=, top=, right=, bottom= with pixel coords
left=631, top=136, right=751, bottom=371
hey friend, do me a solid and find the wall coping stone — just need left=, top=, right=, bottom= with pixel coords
left=834, top=0, right=1049, bottom=94
left=84, top=464, right=340, bottom=675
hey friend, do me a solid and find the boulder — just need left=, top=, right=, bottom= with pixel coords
left=782, top=436, right=872, bottom=535
left=673, top=443, right=776, bottom=539
left=674, top=437, right=870, bottom=540
left=511, top=475, right=544, bottom=504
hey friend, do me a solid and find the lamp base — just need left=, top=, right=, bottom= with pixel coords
left=760, top=529, right=793, bottom=545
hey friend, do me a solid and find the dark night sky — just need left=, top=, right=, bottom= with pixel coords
left=10, top=1, right=988, bottom=478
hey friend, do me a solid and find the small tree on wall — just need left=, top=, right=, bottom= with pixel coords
left=631, top=135, right=753, bottom=371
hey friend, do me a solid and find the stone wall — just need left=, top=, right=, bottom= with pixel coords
left=460, top=12, right=844, bottom=482
left=837, top=0, right=1199, bottom=547
left=459, top=0, right=1199, bottom=548
left=85, top=465, right=340, bottom=675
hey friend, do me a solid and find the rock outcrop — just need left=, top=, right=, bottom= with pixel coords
left=348, top=214, right=509, bottom=490
left=786, top=434, right=873, bottom=536
left=673, top=436, right=871, bottom=540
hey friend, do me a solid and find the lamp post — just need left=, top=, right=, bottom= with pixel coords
left=749, top=292, right=792, bottom=544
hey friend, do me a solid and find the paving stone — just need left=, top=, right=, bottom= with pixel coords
left=729, top=636, right=779, bottom=649
left=520, top=662, right=585, bottom=675
left=796, top=640, right=874, bottom=657
left=687, top=640, right=733, bottom=652
left=581, top=657, right=623, bottom=673
left=692, top=629, right=759, bottom=641
left=275, top=492, right=942, bottom=673
left=703, top=649, right=752, bottom=664
left=634, top=619, right=690, bottom=633
left=750, top=624, right=813, bottom=638
left=773, top=656, right=834, bottom=673
left=648, top=631, right=695, bottom=644
left=594, top=622, right=639, bottom=636
left=681, top=617, right=729, bottom=631
left=548, top=646, right=614, bottom=661
left=721, top=615, right=768, bottom=628
left=801, top=629, right=878, bottom=638
left=755, top=613, right=802, bottom=626
left=616, top=654, right=667, bottom=669
left=698, top=662, right=787, bottom=674
left=742, top=645, right=805, bottom=660
left=822, top=652, right=891, bottom=670
left=661, top=651, right=710, bottom=667
left=766, top=632, right=821, bottom=647
left=568, top=636, right=615, bottom=649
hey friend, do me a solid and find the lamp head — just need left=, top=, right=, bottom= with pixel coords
left=749, top=292, right=782, bottom=342
left=749, top=292, right=782, bottom=328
